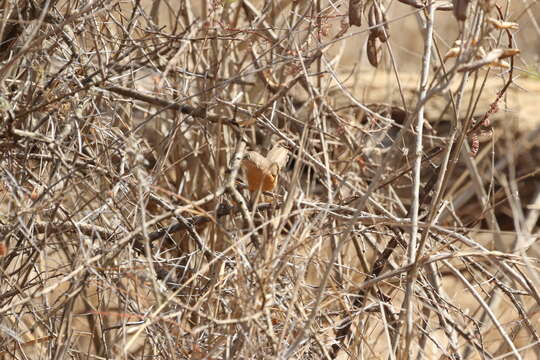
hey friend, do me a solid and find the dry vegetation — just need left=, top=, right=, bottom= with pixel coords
left=0, top=0, right=539, bottom=359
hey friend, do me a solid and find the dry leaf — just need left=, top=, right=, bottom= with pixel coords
left=367, top=32, right=382, bottom=67
left=349, top=0, right=363, bottom=26
left=241, top=144, right=288, bottom=192
left=453, top=0, right=470, bottom=21
left=266, top=145, right=289, bottom=170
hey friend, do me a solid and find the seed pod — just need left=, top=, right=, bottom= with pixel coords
left=469, top=133, right=479, bottom=156
left=349, top=0, right=364, bottom=26
left=367, top=32, right=382, bottom=67
left=379, top=13, right=389, bottom=41
left=453, top=0, right=469, bottom=21
left=397, top=0, right=423, bottom=8
left=458, top=48, right=504, bottom=72
left=444, top=46, right=461, bottom=60
left=489, top=59, right=510, bottom=69
left=434, top=1, right=454, bottom=11
left=368, top=3, right=377, bottom=28
left=499, top=48, right=520, bottom=58
left=486, top=17, right=519, bottom=30
left=380, top=5, right=389, bottom=41
left=398, top=0, right=453, bottom=10
left=368, top=3, right=389, bottom=42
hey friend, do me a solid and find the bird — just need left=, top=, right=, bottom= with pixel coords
left=241, top=143, right=289, bottom=192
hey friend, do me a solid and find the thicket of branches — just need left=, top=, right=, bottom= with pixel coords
left=0, top=0, right=539, bottom=359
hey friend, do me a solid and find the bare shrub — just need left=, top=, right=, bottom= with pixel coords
left=0, top=0, right=539, bottom=359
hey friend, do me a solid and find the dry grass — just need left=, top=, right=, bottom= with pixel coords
left=0, top=0, right=539, bottom=359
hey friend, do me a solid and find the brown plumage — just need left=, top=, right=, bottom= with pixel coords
left=241, top=144, right=288, bottom=192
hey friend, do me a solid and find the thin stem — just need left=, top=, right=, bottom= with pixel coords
left=400, top=2, right=436, bottom=359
